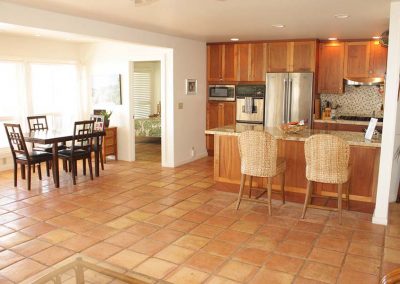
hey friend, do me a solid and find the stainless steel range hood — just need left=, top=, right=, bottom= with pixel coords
left=344, top=77, right=384, bottom=86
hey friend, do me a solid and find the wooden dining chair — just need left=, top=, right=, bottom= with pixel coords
left=4, top=123, right=52, bottom=190
left=58, top=120, right=94, bottom=185
left=89, top=114, right=105, bottom=170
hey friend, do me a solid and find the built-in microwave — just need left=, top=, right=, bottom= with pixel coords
left=208, top=85, right=235, bottom=101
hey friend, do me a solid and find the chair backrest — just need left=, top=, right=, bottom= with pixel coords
left=238, top=131, right=278, bottom=177
left=71, top=120, right=94, bottom=153
left=4, top=123, right=29, bottom=159
left=27, top=115, right=48, bottom=131
left=89, top=115, right=105, bottom=131
left=304, top=134, right=350, bottom=184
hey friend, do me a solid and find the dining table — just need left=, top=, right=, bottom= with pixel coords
left=23, top=129, right=105, bottom=188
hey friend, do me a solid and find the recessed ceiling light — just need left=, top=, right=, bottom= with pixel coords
left=328, top=37, right=338, bottom=41
left=34, top=34, right=41, bottom=37
left=372, top=36, right=381, bottom=39
left=272, top=24, right=285, bottom=28
left=230, top=38, right=239, bottom=41
left=334, top=14, right=349, bottom=19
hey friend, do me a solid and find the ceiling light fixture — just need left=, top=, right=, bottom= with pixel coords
left=272, top=24, right=285, bottom=28
left=334, top=14, right=349, bottom=19
left=34, top=34, right=41, bottom=37
left=372, top=36, right=381, bottom=39
left=131, top=0, right=159, bottom=6
left=328, top=37, right=338, bottom=41
left=230, top=38, right=239, bottom=41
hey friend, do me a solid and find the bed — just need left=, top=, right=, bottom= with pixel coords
left=135, top=117, right=161, bottom=137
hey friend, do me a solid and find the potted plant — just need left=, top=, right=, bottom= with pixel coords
left=100, top=110, right=112, bottom=127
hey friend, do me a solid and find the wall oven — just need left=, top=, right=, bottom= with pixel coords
left=236, top=85, right=265, bottom=124
left=208, top=85, right=235, bottom=101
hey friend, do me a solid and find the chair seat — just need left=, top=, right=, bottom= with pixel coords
left=16, top=151, right=53, bottom=162
left=33, top=144, right=67, bottom=153
left=58, top=148, right=89, bottom=157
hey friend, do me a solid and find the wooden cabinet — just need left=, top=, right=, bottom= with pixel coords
left=103, top=127, right=118, bottom=162
left=292, top=41, right=316, bottom=72
left=267, top=42, right=290, bottom=72
left=317, top=42, right=345, bottom=94
left=206, top=102, right=236, bottom=154
left=267, top=41, right=316, bottom=73
left=344, top=41, right=370, bottom=78
left=344, top=41, right=388, bottom=78
left=369, top=41, right=388, bottom=78
left=207, top=44, right=237, bottom=82
left=237, top=43, right=267, bottom=82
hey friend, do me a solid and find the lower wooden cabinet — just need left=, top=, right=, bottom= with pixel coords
left=103, top=127, right=118, bottom=162
left=206, top=102, right=236, bottom=155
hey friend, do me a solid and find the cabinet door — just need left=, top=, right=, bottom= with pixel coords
left=222, top=44, right=237, bottom=81
left=268, top=42, right=289, bottom=72
left=208, top=45, right=222, bottom=81
left=318, top=42, right=345, bottom=94
left=206, top=102, right=220, bottom=129
left=237, top=44, right=251, bottom=81
left=344, top=42, right=370, bottom=78
left=292, top=41, right=316, bottom=72
left=251, top=43, right=267, bottom=81
left=222, top=102, right=236, bottom=126
left=369, top=41, right=388, bottom=78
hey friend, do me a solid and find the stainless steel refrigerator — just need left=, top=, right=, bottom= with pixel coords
left=264, top=73, right=313, bottom=127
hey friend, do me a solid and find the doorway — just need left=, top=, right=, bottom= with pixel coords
left=131, top=61, right=162, bottom=163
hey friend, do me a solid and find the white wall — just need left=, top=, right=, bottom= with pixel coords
left=0, top=1, right=207, bottom=167
left=373, top=1, right=400, bottom=225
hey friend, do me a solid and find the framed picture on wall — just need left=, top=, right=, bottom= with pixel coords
left=185, top=79, right=197, bottom=95
left=92, top=74, right=122, bottom=105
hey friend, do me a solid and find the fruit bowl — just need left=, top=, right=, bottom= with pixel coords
left=280, top=123, right=307, bottom=134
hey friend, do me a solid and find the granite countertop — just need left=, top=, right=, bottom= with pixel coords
left=314, top=119, right=383, bottom=127
left=205, top=124, right=381, bottom=147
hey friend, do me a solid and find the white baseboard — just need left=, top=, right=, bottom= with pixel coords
left=173, top=151, right=208, bottom=167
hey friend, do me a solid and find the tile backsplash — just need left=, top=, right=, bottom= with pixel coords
left=320, top=86, right=384, bottom=117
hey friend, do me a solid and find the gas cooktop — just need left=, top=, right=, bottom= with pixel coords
left=338, top=116, right=383, bottom=122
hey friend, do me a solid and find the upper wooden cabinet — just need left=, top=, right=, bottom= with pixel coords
left=292, top=41, right=316, bottom=72
left=344, top=42, right=370, bottom=78
left=267, top=41, right=316, bottom=73
left=237, top=43, right=267, bottom=81
left=267, top=42, right=290, bottom=72
left=207, top=44, right=237, bottom=82
left=318, top=42, right=345, bottom=94
left=369, top=41, right=388, bottom=78
left=344, top=41, right=388, bottom=78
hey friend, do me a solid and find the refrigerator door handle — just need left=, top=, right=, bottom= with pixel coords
left=283, top=79, right=287, bottom=124
left=288, top=79, right=293, bottom=122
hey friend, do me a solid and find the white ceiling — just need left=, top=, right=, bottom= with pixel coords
left=1, top=0, right=392, bottom=42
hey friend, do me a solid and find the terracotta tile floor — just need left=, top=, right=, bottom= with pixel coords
left=0, top=153, right=399, bottom=283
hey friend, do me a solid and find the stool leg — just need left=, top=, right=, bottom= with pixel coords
left=338, top=184, right=343, bottom=224
left=280, top=172, right=286, bottom=204
left=267, top=177, right=272, bottom=215
left=346, top=182, right=350, bottom=210
left=236, top=174, right=246, bottom=210
left=248, top=176, right=253, bottom=198
left=302, top=180, right=312, bottom=219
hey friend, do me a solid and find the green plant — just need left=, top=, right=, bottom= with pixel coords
left=100, top=110, right=112, bottom=121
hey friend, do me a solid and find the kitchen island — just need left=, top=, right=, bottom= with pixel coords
left=205, top=124, right=381, bottom=209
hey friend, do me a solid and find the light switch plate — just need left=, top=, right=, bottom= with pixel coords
left=178, top=102, right=184, bottom=109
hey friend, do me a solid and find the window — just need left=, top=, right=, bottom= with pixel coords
left=0, top=61, right=22, bottom=148
left=133, top=67, right=153, bottom=119
left=30, top=63, right=80, bottom=130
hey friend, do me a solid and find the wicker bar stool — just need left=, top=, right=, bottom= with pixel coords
left=236, top=131, right=286, bottom=215
left=302, top=134, right=351, bottom=224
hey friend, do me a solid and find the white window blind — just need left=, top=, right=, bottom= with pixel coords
left=0, top=61, right=23, bottom=148
left=133, top=68, right=153, bottom=119
left=30, top=63, right=79, bottom=130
